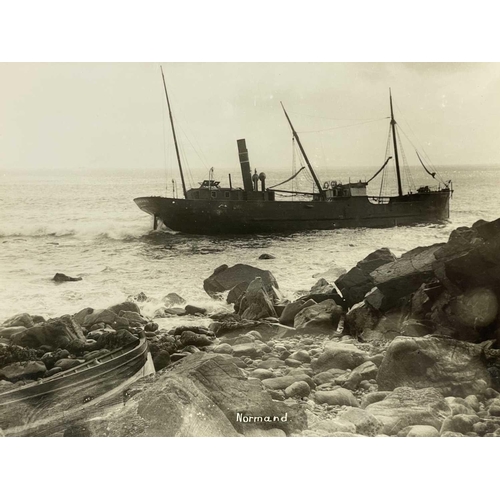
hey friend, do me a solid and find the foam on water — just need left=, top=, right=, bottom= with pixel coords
left=1, top=167, right=499, bottom=323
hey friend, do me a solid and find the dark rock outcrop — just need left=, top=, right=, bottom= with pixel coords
left=53, top=273, right=82, bottom=282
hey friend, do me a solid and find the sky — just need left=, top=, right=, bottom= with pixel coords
left=1, top=62, right=499, bottom=184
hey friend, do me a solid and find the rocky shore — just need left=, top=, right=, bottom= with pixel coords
left=1, top=217, right=500, bottom=437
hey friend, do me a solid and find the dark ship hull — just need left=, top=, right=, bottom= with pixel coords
left=135, top=190, right=451, bottom=235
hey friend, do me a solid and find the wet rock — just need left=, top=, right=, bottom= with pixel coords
left=0, top=360, right=47, bottom=382
left=335, top=267, right=374, bottom=309
left=53, top=273, right=82, bottom=282
left=338, top=408, right=384, bottom=436
left=185, top=305, right=207, bottom=315
left=204, top=263, right=279, bottom=298
left=314, top=388, right=359, bottom=407
left=145, top=322, right=159, bottom=333
left=163, top=293, right=186, bottom=306
left=364, top=386, right=451, bottom=436
left=370, top=244, right=444, bottom=305
left=227, top=282, right=249, bottom=305
left=377, top=336, right=491, bottom=397
left=95, top=329, right=137, bottom=350
left=178, top=331, right=212, bottom=349
left=129, top=292, right=148, bottom=302
left=312, top=342, right=369, bottom=373
left=279, top=299, right=317, bottom=326
left=152, top=351, right=171, bottom=371
left=108, top=301, right=141, bottom=316
left=310, top=278, right=335, bottom=295
left=2, top=313, right=34, bottom=329
left=294, top=299, right=342, bottom=334
left=357, top=248, right=397, bottom=274
left=0, top=326, right=27, bottom=340
left=119, top=310, right=147, bottom=325
left=238, top=278, right=277, bottom=320
left=343, top=301, right=382, bottom=337
left=10, top=315, right=86, bottom=350
left=258, top=253, right=275, bottom=260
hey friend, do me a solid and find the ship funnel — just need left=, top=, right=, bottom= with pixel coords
left=259, top=172, right=266, bottom=191
left=237, top=139, right=254, bottom=192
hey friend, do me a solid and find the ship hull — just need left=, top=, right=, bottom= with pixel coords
left=134, top=191, right=451, bottom=235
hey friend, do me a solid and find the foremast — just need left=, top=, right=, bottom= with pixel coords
left=161, top=66, right=187, bottom=198
left=281, top=102, right=324, bottom=198
left=389, top=89, right=403, bottom=197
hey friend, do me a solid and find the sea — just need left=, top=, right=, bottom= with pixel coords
left=1, top=164, right=499, bottom=328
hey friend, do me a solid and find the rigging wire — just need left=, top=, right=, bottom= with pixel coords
left=298, top=117, right=390, bottom=134
left=396, top=125, right=416, bottom=193
left=379, top=122, right=392, bottom=198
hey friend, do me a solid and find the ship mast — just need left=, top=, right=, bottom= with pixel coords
left=161, top=66, right=187, bottom=198
left=281, top=102, right=324, bottom=198
left=389, top=89, right=403, bottom=197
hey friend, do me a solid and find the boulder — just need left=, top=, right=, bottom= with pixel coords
left=369, top=244, right=445, bottom=308
left=0, top=360, right=47, bottom=382
left=337, top=408, right=384, bottom=436
left=308, top=418, right=357, bottom=435
left=279, top=299, right=317, bottom=326
left=335, top=266, right=374, bottom=309
left=284, top=381, right=311, bottom=398
left=311, top=342, right=369, bottom=373
left=310, top=278, right=335, bottom=295
left=178, top=331, right=212, bottom=349
left=262, top=374, right=315, bottom=391
left=293, top=299, right=342, bottom=334
left=227, top=282, right=249, bottom=305
left=365, top=386, right=452, bottom=435
left=120, top=311, right=148, bottom=324
left=203, top=263, right=279, bottom=298
left=185, top=305, right=207, bottom=315
left=0, top=326, right=27, bottom=340
left=258, top=254, right=275, bottom=260
left=314, top=388, right=359, bottom=407
left=2, top=313, right=34, bottom=329
left=108, top=301, right=141, bottom=316
left=52, top=273, right=82, bottom=282
left=343, top=301, right=382, bottom=337
left=238, top=278, right=277, bottom=320
left=357, top=247, right=397, bottom=274
left=10, top=315, right=85, bottom=350
left=377, top=336, right=491, bottom=397
left=343, top=361, right=378, bottom=391
left=163, top=293, right=186, bottom=306
left=401, top=425, right=440, bottom=437
left=54, top=358, right=84, bottom=371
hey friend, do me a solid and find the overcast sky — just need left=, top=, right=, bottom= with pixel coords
left=1, top=62, right=499, bottom=182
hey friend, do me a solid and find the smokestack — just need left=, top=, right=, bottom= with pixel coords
left=252, top=169, right=259, bottom=191
left=237, top=139, right=253, bottom=192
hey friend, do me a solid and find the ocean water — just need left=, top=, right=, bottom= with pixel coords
left=1, top=165, right=499, bottom=326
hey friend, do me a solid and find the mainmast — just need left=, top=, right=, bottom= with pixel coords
left=389, top=89, right=403, bottom=197
left=161, top=66, right=187, bottom=198
left=281, top=102, right=324, bottom=198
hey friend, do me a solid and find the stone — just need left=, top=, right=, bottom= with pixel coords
left=279, top=299, right=317, bottom=326
left=178, top=331, right=212, bottom=348
left=314, top=388, right=359, bottom=407
left=357, top=248, right=397, bottom=274
left=2, top=313, right=34, bottom=329
left=312, top=342, right=369, bottom=373
left=95, top=329, right=137, bottom=350
left=343, top=361, right=379, bottom=391
left=226, top=282, right=250, bottom=305
left=284, top=381, right=311, bottom=398
left=185, top=304, right=207, bottom=315
left=0, top=326, right=27, bottom=340
left=370, top=244, right=445, bottom=304
left=365, top=387, right=452, bottom=436
left=335, top=266, right=374, bottom=308
left=203, top=263, right=279, bottom=298
left=313, top=368, right=346, bottom=385
left=310, top=278, right=335, bottom=295
left=120, top=310, right=148, bottom=325
left=360, top=391, right=392, bottom=409
left=0, top=360, right=47, bottom=382
left=54, top=358, right=84, bottom=371
left=343, top=301, right=382, bottom=337
left=163, top=293, right=186, bottom=306
left=285, top=358, right=302, bottom=368
left=309, top=418, right=357, bottom=435
left=464, top=395, right=480, bottom=412
left=259, top=358, right=285, bottom=370
left=258, top=254, right=275, bottom=260
left=250, top=368, right=275, bottom=380
left=53, top=273, right=82, bottom=282
left=213, top=343, right=233, bottom=355
left=145, top=322, right=159, bottom=333
left=293, top=299, right=342, bottom=334
left=243, top=428, right=286, bottom=437
left=440, top=414, right=480, bottom=435
left=107, top=301, right=141, bottom=315
left=232, top=343, right=264, bottom=358
left=152, top=351, right=171, bottom=371
left=403, top=425, right=440, bottom=437
left=377, top=336, right=491, bottom=397
left=239, top=278, right=277, bottom=320
left=338, top=408, right=384, bottom=436
left=262, top=374, right=315, bottom=391
left=289, top=350, right=311, bottom=364
left=10, top=315, right=86, bottom=350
